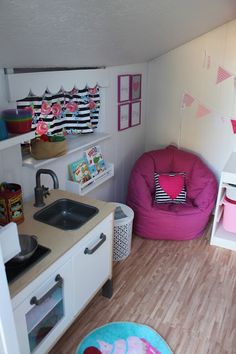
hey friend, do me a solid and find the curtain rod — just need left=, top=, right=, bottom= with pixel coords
left=4, top=67, right=106, bottom=74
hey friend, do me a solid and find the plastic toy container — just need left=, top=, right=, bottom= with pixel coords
left=2, top=109, right=32, bottom=134
left=222, top=197, right=236, bottom=233
left=113, top=203, right=134, bottom=261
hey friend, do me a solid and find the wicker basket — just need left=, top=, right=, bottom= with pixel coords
left=30, top=139, right=67, bottom=160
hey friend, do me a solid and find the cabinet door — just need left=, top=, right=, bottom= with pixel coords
left=13, top=259, right=73, bottom=354
left=73, top=215, right=113, bottom=316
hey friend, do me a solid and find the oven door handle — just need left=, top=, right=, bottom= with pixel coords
left=30, top=274, right=63, bottom=306
left=84, top=233, right=106, bottom=255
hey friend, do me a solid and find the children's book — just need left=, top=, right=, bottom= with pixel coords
left=84, top=145, right=106, bottom=178
left=68, top=157, right=92, bottom=185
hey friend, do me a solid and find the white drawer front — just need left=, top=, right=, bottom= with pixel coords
left=73, top=217, right=113, bottom=315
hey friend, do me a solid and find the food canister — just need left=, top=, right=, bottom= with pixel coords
left=0, top=183, right=24, bottom=225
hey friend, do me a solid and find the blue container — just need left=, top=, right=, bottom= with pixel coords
left=0, top=119, right=8, bottom=140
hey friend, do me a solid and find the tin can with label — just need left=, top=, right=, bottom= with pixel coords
left=0, top=183, right=24, bottom=225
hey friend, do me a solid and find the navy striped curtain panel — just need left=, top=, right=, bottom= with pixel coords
left=16, top=86, right=100, bottom=135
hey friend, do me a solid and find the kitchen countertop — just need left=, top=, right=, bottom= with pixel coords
left=9, top=189, right=115, bottom=298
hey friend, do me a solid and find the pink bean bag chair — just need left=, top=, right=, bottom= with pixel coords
left=127, top=145, right=218, bottom=240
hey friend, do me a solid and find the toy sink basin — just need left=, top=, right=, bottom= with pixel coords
left=34, top=198, right=99, bottom=230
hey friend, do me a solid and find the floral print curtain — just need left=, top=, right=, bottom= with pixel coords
left=16, top=85, right=100, bottom=135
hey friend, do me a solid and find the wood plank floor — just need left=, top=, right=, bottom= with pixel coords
left=49, top=223, right=236, bottom=354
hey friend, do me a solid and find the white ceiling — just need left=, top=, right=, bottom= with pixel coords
left=0, top=0, right=236, bottom=69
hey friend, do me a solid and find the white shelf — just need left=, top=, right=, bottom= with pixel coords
left=0, top=131, right=35, bottom=151
left=66, top=163, right=114, bottom=195
left=211, top=223, right=236, bottom=251
left=210, top=152, right=236, bottom=251
left=219, top=189, right=226, bottom=206
left=221, top=152, right=236, bottom=184
left=22, top=132, right=111, bottom=169
left=216, top=205, right=224, bottom=223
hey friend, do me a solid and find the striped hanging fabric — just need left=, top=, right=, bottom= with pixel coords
left=16, top=85, right=100, bottom=135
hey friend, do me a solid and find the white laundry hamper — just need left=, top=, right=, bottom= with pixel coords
left=113, top=203, right=134, bottom=261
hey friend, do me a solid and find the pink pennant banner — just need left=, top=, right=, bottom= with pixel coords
left=181, top=93, right=195, bottom=109
left=231, top=120, right=236, bottom=134
left=196, top=104, right=211, bottom=118
left=216, top=66, right=232, bottom=84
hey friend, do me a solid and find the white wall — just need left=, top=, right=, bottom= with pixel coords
left=0, top=64, right=147, bottom=203
left=0, top=70, right=24, bottom=189
left=106, top=65, right=147, bottom=203
left=146, top=19, right=236, bottom=179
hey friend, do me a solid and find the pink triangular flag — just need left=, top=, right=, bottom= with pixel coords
left=216, top=66, right=232, bottom=84
left=196, top=104, right=211, bottom=118
left=182, top=93, right=194, bottom=109
left=231, top=120, right=236, bottom=134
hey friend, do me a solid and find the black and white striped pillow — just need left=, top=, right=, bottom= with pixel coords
left=154, top=172, right=187, bottom=204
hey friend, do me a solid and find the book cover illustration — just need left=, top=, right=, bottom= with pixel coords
left=84, top=145, right=106, bottom=178
left=68, top=157, right=92, bottom=185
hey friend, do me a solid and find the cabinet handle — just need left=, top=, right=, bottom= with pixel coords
left=30, top=274, right=63, bottom=306
left=84, top=233, right=106, bottom=255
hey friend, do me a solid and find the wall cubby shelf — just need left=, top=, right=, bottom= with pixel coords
left=22, top=132, right=111, bottom=169
left=0, top=131, right=35, bottom=151
left=210, top=152, right=236, bottom=251
left=66, top=163, right=114, bottom=195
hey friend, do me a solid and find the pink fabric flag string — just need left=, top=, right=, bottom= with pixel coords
left=231, top=120, right=236, bottom=134
left=216, top=66, right=232, bottom=84
left=181, top=93, right=194, bottom=109
left=196, top=104, right=211, bottom=118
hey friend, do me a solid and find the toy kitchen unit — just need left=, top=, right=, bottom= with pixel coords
left=0, top=189, right=115, bottom=354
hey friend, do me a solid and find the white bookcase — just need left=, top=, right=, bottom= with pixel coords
left=210, top=152, right=236, bottom=251
left=66, top=163, right=114, bottom=196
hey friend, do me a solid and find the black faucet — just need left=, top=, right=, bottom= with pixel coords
left=34, top=169, right=59, bottom=207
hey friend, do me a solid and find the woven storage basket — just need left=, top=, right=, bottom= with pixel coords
left=30, top=139, right=67, bottom=160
